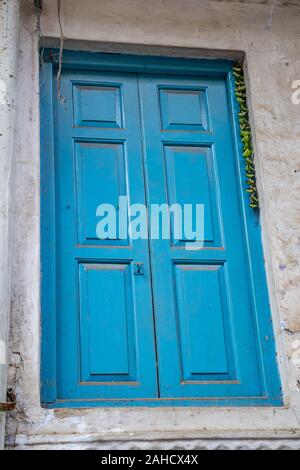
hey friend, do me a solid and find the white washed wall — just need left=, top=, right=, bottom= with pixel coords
left=5, top=0, right=300, bottom=449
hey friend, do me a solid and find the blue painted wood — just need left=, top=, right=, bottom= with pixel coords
left=73, top=83, right=123, bottom=128
left=79, top=263, right=136, bottom=381
left=163, top=145, right=215, bottom=244
left=174, top=264, right=229, bottom=378
left=138, top=73, right=282, bottom=401
left=226, top=71, right=283, bottom=403
left=44, top=49, right=234, bottom=76
left=40, top=63, right=57, bottom=403
left=52, top=69, right=158, bottom=400
left=75, top=141, right=128, bottom=245
left=159, top=87, right=209, bottom=131
left=41, top=51, right=282, bottom=406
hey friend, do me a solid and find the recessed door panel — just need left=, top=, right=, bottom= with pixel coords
left=73, top=83, right=123, bottom=128
left=75, top=142, right=128, bottom=245
left=163, top=145, right=217, bottom=244
left=159, top=87, right=209, bottom=131
left=79, top=262, right=137, bottom=382
left=174, top=263, right=231, bottom=380
left=74, top=141, right=128, bottom=245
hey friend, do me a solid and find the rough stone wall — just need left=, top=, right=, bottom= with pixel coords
left=5, top=0, right=300, bottom=449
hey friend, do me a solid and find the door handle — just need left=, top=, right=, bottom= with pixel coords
left=133, top=262, right=144, bottom=275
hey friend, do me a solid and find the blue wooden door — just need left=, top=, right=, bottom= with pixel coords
left=53, top=70, right=158, bottom=400
left=41, top=53, right=281, bottom=406
left=138, top=75, right=273, bottom=399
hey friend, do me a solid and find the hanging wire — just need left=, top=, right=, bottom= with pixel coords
left=56, top=0, right=66, bottom=103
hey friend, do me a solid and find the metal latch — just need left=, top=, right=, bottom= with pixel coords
left=133, top=262, right=144, bottom=275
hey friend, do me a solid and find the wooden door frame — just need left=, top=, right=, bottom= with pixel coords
left=40, top=50, right=281, bottom=407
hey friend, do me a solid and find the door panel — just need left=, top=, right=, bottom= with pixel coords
left=79, top=262, right=137, bottom=382
left=73, top=82, right=123, bottom=128
left=74, top=141, right=129, bottom=245
left=54, top=70, right=158, bottom=400
left=138, top=75, right=263, bottom=398
left=174, top=263, right=230, bottom=379
left=159, top=86, right=209, bottom=131
left=163, top=145, right=218, bottom=245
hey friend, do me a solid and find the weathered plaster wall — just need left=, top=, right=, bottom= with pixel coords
left=0, top=0, right=21, bottom=449
left=5, top=0, right=300, bottom=449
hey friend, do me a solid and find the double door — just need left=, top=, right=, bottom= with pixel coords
left=42, top=62, right=280, bottom=405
